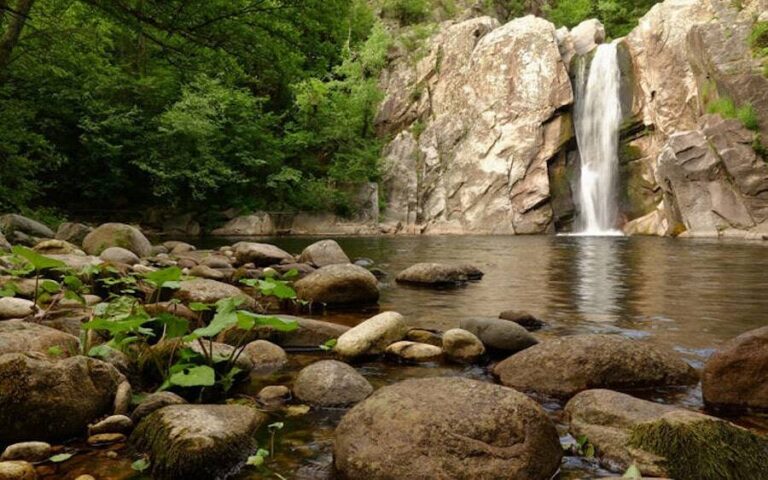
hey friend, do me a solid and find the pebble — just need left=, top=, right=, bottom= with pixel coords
left=86, top=434, right=126, bottom=446
left=88, top=415, right=133, bottom=436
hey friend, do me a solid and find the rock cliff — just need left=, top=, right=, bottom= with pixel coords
left=378, top=0, right=768, bottom=236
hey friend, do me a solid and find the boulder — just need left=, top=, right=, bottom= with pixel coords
left=395, top=263, right=478, bottom=287
left=493, top=334, right=698, bottom=398
left=498, top=310, right=546, bottom=330
left=1, top=442, right=51, bottom=462
left=32, top=239, right=84, bottom=255
left=570, top=19, right=605, bottom=56
left=0, top=320, right=79, bottom=357
left=45, top=254, right=101, bottom=271
left=294, top=264, right=379, bottom=306
left=293, top=360, right=373, bottom=407
left=334, top=312, right=408, bottom=358
left=0, top=298, right=35, bottom=320
left=0, top=461, right=36, bottom=480
left=88, top=415, right=133, bottom=436
left=188, top=264, right=226, bottom=280
left=565, top=389, right=768, bottom=479
left=82, top=223, right=152, bottom=257
left=211, top=213, right=274, bottom=236
left=334, top=377, right=562, bottom=480
left=702, top=325, right=768, bottom=412
left=232, top=242, right=293, bottom=266
left=405, top=328, right=442, bottom=346
left=99, top=246, right=140, bottom=265
left=131, top=404, right=266, bottom=480
left=0, top=214, right=54, bottom=239
left=257, top=385, right=291, bottom=406
left=163, top=240, right=195, bottom=254
left=173, top=278, right=255, bottom=308
left=55, top=222, right=92, bottom=245
left=87, top=433, right=125, bottom=445
left=459, top=317, right=537, bottom=353
left=261, top=316, right=350, bottom=347
left=0, top=233, right=10, bottom=252
left=385, top=341, right=442, bottom=362
left=0, top=353, right=128, bottom=443
left=240, top=340, right=287, bottom=374
left=298, top=239, right=350, bottom=267
left=130, top=391, right=187, bottom=422
left=161, top=214, right=200, bottom=237
left=442, top=328, right=485, bottom=361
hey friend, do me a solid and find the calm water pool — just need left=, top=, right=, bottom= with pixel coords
left=45, top=235, right=768, bottom=480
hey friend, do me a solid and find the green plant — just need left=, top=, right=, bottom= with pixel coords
left=750, top=21, right=768, bottom=76
left=10, top=246, right=65, bottom=306
left=707, top=97, right=761, bottom=132
left=381, top=0, right=431, bottom=25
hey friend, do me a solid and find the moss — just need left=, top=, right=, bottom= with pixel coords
left=629, top=414, right=768, bottom=480
left=750, top=21, right=768, bottom=77
left=707, top=97, right=760, bottom=132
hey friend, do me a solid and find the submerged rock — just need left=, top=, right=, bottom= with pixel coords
left=0, top=320, right=79, bottom=357
left=240, top=340, right=287, bottom=375
left=82, top=223, right=151, bottom=257
left=131, top=404, right=266, bottom=480
left=334, top=377, right=562, bottom=480
left=294, top=264, right=379, bottom=306
left=293, top=360, right=373, bottom=407
left=565, top=389, right=768, bottom=479
left=498, top=310, right=546, bottom=331
left=702, top=325, right=768, bottom=412
left=298, top=239, right=350, bottom=267
left=442, top=328, right=485, bottom=362
left=493, top=334, right=698, bottom=397
left=395, top=263, right=480, bottom=287
left=459, top=317, right=537, bottom=353
left=257, top=385, right=291, bottom=407
left=334, top=312, right=408, bottom=358
left=0, top=353, right=128, bottom=443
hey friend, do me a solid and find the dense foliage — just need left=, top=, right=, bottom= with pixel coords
left=0, top=0, right=388, bottom=216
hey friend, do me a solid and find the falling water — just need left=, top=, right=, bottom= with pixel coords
left=574, top=42, right=623, bottom=236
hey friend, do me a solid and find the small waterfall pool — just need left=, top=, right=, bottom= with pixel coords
left=574, top=42, right=623, bottom=236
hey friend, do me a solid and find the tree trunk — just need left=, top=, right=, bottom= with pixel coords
left=0, top=0, right=35, bottom=73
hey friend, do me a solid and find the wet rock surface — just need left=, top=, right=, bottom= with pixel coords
left=293, top=360, right=373, bottom=407
left=294, top=264, right=379, bottom=306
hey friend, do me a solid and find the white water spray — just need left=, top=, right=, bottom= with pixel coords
left=574, top=42, right=623, bottom=236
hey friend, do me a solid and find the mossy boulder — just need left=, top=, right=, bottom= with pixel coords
left=565, top=389, right=768, bottom=479
left=82, top=223, right=151, bottom=257
left=0, top=320, right=79, bottom=358
left=334, top=377, right=562, bottom=480
left=130, top=404, right=266, bottom=480
left=493, top=334, right=698, bottom=398
left=0, top=353, right=127, bottom=443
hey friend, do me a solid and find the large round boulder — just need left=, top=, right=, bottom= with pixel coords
left=395, top=263, right=483, bottom=287
left=334, top=312, right=408, bottom=358
left=0, top=320, right=79, bottom=358
left=566, top=389, right=768, bottom=479
left=294, top=264, right=379, bottom=306
left=298, top=239, right=350, bottom=267
left=82, top=223, right=151, bottom=257
left=334, top=377, right=562, bottom=480
left=293, top=360, right=373, bottom=407
left=55, top=222, right=92, bottom=245
left=702, top=325, right=768, bottom=412
left=131, top=404, right=266, bottom=480
left=232, top=242, right=293, bottom=267
left=493, top=334, right=698, bottom=398
left=459, top=317, right=537, bottom=353
left=0, top=353, right=127, bottom=443
left=99, top=246, right=140, bottom=265
left=442, top=328, right=485, bottom=361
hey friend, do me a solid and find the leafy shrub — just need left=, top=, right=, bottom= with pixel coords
left=382, top=0, right=431, bottom=25
left=750, top=21, right=768, bottom=77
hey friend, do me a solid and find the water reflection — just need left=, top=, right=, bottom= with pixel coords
left=574, top=236, right=626, bottom=322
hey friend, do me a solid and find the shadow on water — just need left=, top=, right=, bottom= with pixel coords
left=46, top=235, right=768, bottom=479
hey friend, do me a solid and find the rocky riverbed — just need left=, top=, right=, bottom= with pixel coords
left=0, top=214, right=767, bottom=480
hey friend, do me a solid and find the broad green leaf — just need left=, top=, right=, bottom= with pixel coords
left=63, top=289, right=86, bottom=305
left=320, top=338, right=337, bottom=351
left=0, top=286, right=16, bottom=297
left=169, top=365, right=216, bottom=387
left=143, top=266, right=183, bottom=287
left=88, top=344, right=114, bottom=359
left=47, top=345, right=63, bottom=357
left=154, top=312, right=189, bottom=339
left=63, top=274, right=83, bottom=291
left=282, top=268, right=299, bottom=280
left=12, top=246, right=66, bottom=270
left=83, top=314, right=153, bottom=335
left=49, top=453, right=73, bottom=463
left=40, top=279, right=61, bottom=293
left=236, top=311, right=298, bottom=332
left=188, top=302, right=210, bottom=311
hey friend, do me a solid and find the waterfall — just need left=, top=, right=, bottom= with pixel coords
left=574, top=42, right=622, bottom=236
